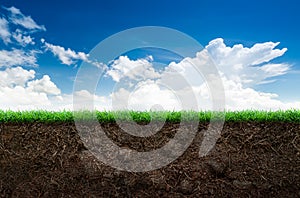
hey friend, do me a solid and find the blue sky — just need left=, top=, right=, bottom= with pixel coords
left=0, top=0, right=300, bottom=110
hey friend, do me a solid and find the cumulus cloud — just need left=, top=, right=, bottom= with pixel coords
left=0, top=67, right=35, bottom=87
left=0, top=86, right=51, bottom=110
left=12, top=29, right=35, bottom=46
left=0, top=6, right=44, bottom=46
left=111, top=80, right=181, bottom=111
left=0, top=67, right=62, bottom=110
left=106, top=55, right=160, bottom=82
left=223, top=78, right=282, bottom=110
left=27, top=75, right=61, bottom=95
left=0, top=6, right=69, bottom=111
left=43, top=41, right=89, bottom=65
left=4, top=6, right=46, bottom=31
left=104, top=38, right=299, bottom=111
left=0, top=30, right=297, bottom=111
left=207, top=38, right=287, bottom=66
left=42, top=39, right=107, bottom=68
left=0, top=49, right=38, bottom=67
left=0, top=17, right=11, bottom=44
left=72, top=89, right=112, bottom=111
left=205, top=38, right=289, bottom=86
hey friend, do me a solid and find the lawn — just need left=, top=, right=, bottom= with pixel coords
left=0, top=109, right=300, bottom=123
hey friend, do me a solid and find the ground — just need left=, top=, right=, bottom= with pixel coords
left=1, top=121, right=299, bottom=197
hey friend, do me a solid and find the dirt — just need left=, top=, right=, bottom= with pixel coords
left=0, top=121, right=300, bottom=197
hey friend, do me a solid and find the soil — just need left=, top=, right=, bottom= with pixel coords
left=0, top=121, right=299, bottom=197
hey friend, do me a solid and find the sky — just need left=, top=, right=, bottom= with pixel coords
left=0, top=0, right=300, bottom=111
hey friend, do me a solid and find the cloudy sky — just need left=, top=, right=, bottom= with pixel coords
left=0, top=0, right=299, bottom=111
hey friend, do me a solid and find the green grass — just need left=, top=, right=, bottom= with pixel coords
left=0, top=109, right=300, bottom=123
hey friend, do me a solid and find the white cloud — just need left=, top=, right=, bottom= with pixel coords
left=111, top=80, right=181, bottom=111
left=0, top=6, right=38, bottom=47
left=27, top=75, right=61, bottom=95
left=44, top=41, right=89, bottom=65
left=72, top=90, right=112, bottom=111
left=259, top=63, right=289, bottom=77
left=0, top=67, right=62, bottom=110
left=205, top=38, right=289, bottom=86
left=219, top=76, right=300, bottom=111
left=0, top=67, right=35, bottom=87
left=0, top=35, right=298, bottom=111
left=106, top=55, right=160, bottom=82
left=207, top=38, right=287, bottom=66
left=0, top=17, right=11, bottom=44
left=102, top=38, right=299, bottom=111
left=4, top=6, right=46, bottom=31
left=0, top=49, right=38, bottom=67
left=12, top=29, right=35, bottom=46
left=0, top=86, right=51, bottom=110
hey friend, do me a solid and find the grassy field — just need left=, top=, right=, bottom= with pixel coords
left=0, top=109, right=299, bottom=123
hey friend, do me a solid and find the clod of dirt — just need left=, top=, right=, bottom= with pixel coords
left=205, top=157, right=228, bottom=176
left=178, top=179, right=194, bottom=195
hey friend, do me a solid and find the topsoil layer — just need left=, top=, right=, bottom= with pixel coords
left=0, top=121, right=299, bottom=197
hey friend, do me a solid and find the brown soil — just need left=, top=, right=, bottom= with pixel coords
left=1, top=121, right=299, bottom=197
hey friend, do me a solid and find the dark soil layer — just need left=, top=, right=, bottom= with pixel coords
left=1, top=122, right=300, bottom=197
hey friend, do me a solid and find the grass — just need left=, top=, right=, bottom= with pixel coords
left=0, top=109, right=300, bottom=123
